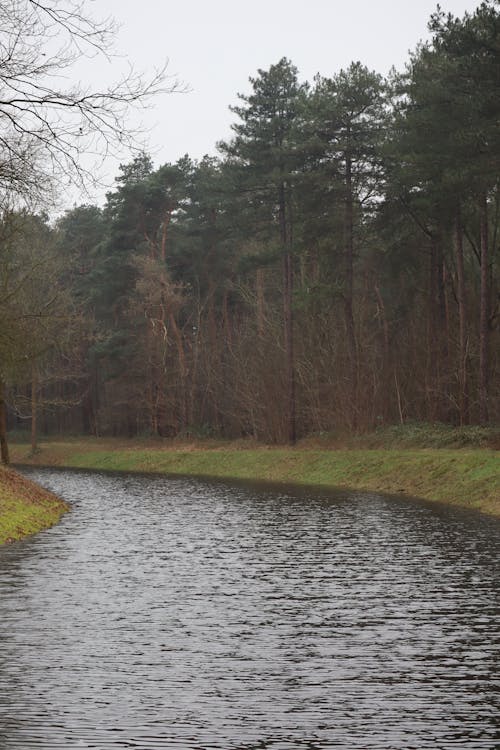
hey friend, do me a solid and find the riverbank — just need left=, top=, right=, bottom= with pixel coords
left=9, top=437, right=500, bottom=518
left=0, top=465, right=70, bottom=544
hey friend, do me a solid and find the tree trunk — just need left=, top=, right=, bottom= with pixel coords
left=279, top=181, right=296, bottom=445
left=344, top=148, right=358, bottom=427
left=283, top=249, right=296, bottom=444
left=0, top=380, right=10, bottom=465
left=31, top=366, right=38, bottom=455
left=479, top=193, right=490, bottom=425
left=256, top=268, right=265, bottom=338
left=425, top=240, right=437, bottom=420
left=454, top=206, right=469, bottom=425
left=169, top=312, right=189, bottom=433
left=427, top=234, right=449, bottom=420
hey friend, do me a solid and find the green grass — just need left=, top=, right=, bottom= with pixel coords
left=4, top=425, right=497, bottom=546
left=10, top=438, right=500, bottom=518
left=0, top=466, right=70, bottom=544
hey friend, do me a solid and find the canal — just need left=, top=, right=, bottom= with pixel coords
left=0, top=468, right=498, bottom=749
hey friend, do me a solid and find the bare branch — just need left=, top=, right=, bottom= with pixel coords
left=0, top=0, right=183, bottom=208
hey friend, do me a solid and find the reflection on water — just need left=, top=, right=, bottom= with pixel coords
left=0, top=468, right=498, bottom=749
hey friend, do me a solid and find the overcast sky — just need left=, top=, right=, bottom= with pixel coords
left=77, top=0, right=482, bottom=204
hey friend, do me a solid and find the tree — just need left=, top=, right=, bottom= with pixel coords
left=83, top=154, right=194, bottom=436
left=0, top=0, right=176, bottom=457
left=220, top=58, right=307, bottom=443
left=385, top=1, right=500, bottom=424
left=0, top=211, right=73, bottom=462
left=307, top=63, right=386, bottom=426
left=0, top=0, right=174, bottom=208
left=428, top=1, right=500, bottom=423
left=55, top=203, right=105, bottom=435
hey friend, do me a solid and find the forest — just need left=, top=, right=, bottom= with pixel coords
left=1, top=1, right=499, bottom=449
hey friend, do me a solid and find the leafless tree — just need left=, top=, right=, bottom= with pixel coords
left=0, top=0, right=178, bottom=207
left=0, top=0, right=179, bottom=462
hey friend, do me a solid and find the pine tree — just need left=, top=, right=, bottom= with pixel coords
left=307, top=63, right=386, bottom=426
left=220, top=58, right=307, bottom=443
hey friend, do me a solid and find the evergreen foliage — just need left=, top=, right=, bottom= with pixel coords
left=2, top=2, right=500, bottom=444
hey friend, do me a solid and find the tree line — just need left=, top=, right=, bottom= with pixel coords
left=2, top=1, right=499, bottom=450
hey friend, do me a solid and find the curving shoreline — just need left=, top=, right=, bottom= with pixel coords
left=4, top=440, right=499, bottom=540
left=0, top=465, right=70, bottom=544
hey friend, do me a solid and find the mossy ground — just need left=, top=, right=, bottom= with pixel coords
left=9, top=433, right=500, bottom=518
left=0, top=466, right=70, bottom=544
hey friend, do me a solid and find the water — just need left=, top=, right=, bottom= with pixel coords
left=0, top=468, right=498, bottom=749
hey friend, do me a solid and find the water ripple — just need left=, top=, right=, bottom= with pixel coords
left=0, top=469, right=498, bottom=749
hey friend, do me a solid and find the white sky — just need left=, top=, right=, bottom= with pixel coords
left=75, top=0, right=482, bottom=204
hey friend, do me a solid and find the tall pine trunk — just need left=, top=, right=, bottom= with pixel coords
left=454, top=206, right=469, bottom=425
left=426, top=239, right=438, bottom=420
left=279, top=181, right=296, bottom=445
left=344, top=148, right=358, bottom=427
left=479, top=193, right=490, bottom=424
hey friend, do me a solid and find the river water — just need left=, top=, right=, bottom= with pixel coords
left=0, top=468, right=498, bottom=749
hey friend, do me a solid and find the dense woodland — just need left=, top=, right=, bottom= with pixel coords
left=2, top=2, right=500, bottom=447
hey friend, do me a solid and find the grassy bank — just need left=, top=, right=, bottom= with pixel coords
left=9, top=436, right=500, bottom=518
left=0, top=466, right=70, bottom=544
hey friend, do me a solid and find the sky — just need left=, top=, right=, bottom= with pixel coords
left=75, top=0, right=483, bottom=204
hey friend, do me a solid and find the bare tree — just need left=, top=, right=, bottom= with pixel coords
left=0, top=0, right=178, bottom=207
left=0, top=0, right=179, bottom=461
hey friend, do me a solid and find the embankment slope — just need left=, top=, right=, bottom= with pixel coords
left=0, top=466, right=70, bottom=544
left=9, top=440, right=500, bottom=518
